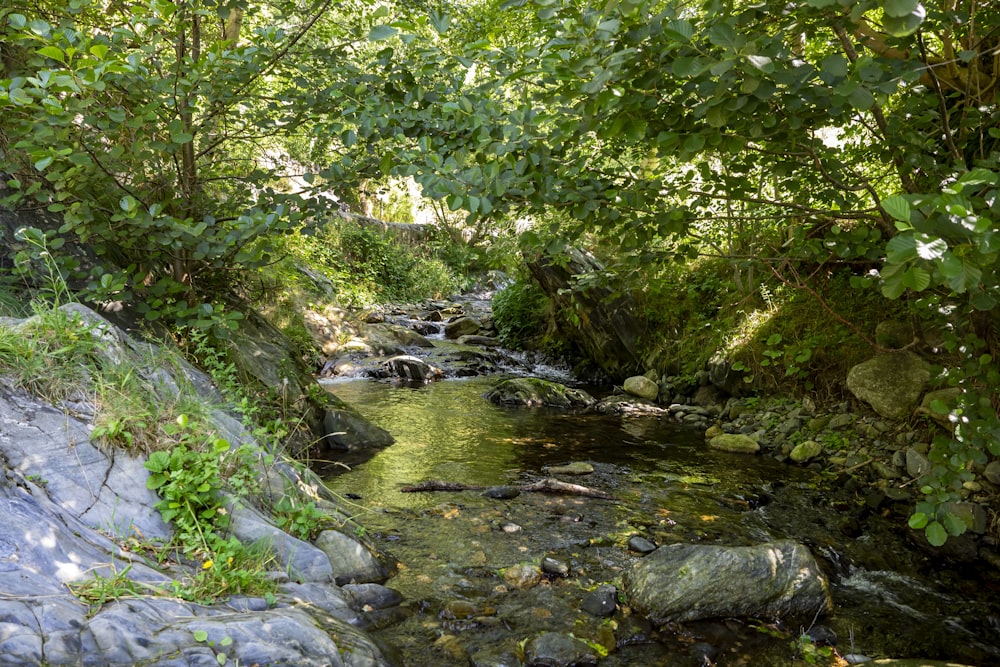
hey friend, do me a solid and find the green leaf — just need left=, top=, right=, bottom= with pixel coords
left=368, top=25, right=398, bottom=41
left=848, top=86, right=875, bottom=110
left=924, top=520, right=947, bottom=546
left=193, top=630, right=209, bottom=642
left=8, top=14, right=27, bottom=28
left=941, top=511, right=968, bottom=537
left=664, top=19, right=693, bottom=41
left=746, top=55, right=773, bottom=73
left=881, top=195, right=910, bottom=223
left=883, top=4, right=925, bottom=37
left=914, top=235, right=947, bottom=260
left=884, top=0, right=919, bottom=17
left=886, top=234, right=917, bottom=263
left=908, top=512, right=929, bottom=529
left=37, top=46, right=65, bottom=62
left=33, top=156, right=53, bottom=171
left=901, top=266, right=930, bottom=291
left=707, top=23, right=737, bottom=49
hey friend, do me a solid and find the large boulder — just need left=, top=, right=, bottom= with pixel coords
left=623, top=375, right=659, bottom=401
left=484, top=378, right=595, bottom=408
left=626, top=541, right=831, bottom=625
left=527, top=248, right=644, bottom=381
left=846, top=351, right=932, bottom=420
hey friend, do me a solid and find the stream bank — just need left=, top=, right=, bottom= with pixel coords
left=311, top=297, right=1000, bottom=666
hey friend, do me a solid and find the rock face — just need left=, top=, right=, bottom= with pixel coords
left=484, top=378, right=595, bottom=408
left=846, top=351, right=931, bottom=420
left=623, top=375, right=659, bottom=401
left=229, top=308, right=394, bottom=456
left=0, top=305, right=398, bottom=667
left=625, top=541, right=831, bottom=625
left=527, top=248, right=644, bottom=381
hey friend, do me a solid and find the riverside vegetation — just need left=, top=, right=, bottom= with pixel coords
left=1, top=0, right=1000, bottom=663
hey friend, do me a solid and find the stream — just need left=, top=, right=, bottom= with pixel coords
left=319, top=374, right=1000, bottom=666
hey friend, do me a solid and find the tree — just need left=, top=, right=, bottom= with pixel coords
left=339, top=0, right=999, bottom=544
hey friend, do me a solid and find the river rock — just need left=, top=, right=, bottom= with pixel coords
left=545, top=462, right=594, bottom=475
left=379, top=354, right=444, bottom=382
left=315, top=529, right=391, bottom=585
left=790, top=440, right=822, bottom=463
left=457, top=334, right=500, bottom=347
left=580, top=585, right=618, bottom=617
left=708, top=433, right=760, bottom=454
left=445, top=316, right=481, bottom=339
left=846, top=352, right=931, bottom=419
left=625, top=540, right=831, bottom=624
left=523, top=632, right=598, bottom=667
left=623, top=375, right=659, bottom=401
left=484, top=378, right=595, bottom=408
left=503, top=563, right=543, bottom=589
left=905, top=447, right=931, bottom=478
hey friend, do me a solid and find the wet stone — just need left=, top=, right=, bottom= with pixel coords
left=342, top=583, right=404, bottom=611
left=627, top=535, right=657, bottom=553
left=546, top=462, right=594, bottom=476
left=482, top=486, right=521, bottom=499
left=470, top=647, right=522, bottom=667
left=504, top=564, right=542, bottom=589
left=524, top=632, right=599, bottom=667
left=580, top=585, right=618, bottom=617
left=541, top=556, right=570, bottom=577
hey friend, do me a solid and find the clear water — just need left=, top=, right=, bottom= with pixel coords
left=321, top=376, right=1000, bottom=667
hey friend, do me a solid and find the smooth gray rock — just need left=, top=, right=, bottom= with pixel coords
left=315, top=529, right=391, bottom=585
left=846, top=352, right=931, bottom=419
left=623, top=375, right=659, bottom=401
left=625, top=540, right=831, bottom=624
left=523, top=632, right=598, bottom=667
left=580, top=585, right=618, bottom=617
left=484, top=378, right=595, bottom=409
left=444, top=316, right=481, bottom=339
left=905, top=447, right=932, bottom=478
left=228, top=503, right=334, bottom=582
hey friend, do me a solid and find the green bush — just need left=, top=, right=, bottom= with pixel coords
left=492, top=278, right=549, bottom=349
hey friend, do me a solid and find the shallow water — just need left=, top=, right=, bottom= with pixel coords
left=321, top=376, right=1000, bottom=666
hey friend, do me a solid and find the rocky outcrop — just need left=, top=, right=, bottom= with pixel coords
left=527, top=248, right=644, bottom=381
left=0, top=305, right=399, bottom=666
left=625, top=541, right=831, bottom=624
left=846, top=351, right=932, bottom=420
left=229, top=308, right=393, bottom=456
left=484, top=378, right=595, bottom=409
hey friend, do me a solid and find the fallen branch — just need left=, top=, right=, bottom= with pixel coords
left=400, top=477, right=613, bottom=500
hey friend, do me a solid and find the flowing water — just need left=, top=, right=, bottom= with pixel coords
left=320, top=375, right=1000, bottom=666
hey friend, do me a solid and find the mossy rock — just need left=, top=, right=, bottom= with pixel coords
left=484, top=378, right=595, bottom=408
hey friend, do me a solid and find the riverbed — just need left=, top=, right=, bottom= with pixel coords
left=320, top=375, right=1000, bottom=666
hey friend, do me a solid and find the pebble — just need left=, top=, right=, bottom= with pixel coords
left=541, top=557, right=570, bottom=577
left=627, top=535, right=657, bottom=553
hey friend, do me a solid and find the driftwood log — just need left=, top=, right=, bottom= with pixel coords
left=400, top=477, right=613, bottom=500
